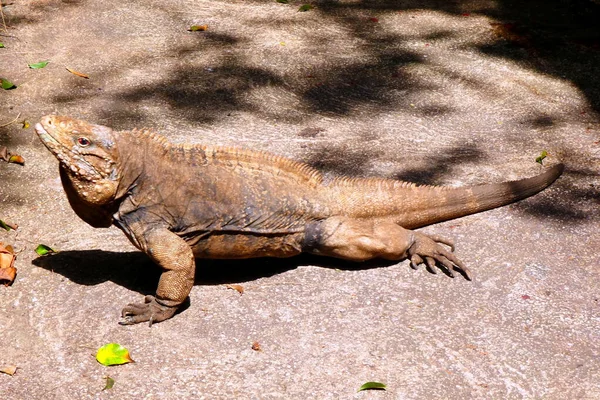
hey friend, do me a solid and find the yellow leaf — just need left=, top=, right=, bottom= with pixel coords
left=188, top=25, right=208, bottom=31
left=66, top=67, right=90, bottom=79
left=0, top=365, right=17, bottom=376
left=96, top=343, right=134, bottom=366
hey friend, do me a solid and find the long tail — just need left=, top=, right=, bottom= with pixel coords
left=326, top=163, right=564, bottom=229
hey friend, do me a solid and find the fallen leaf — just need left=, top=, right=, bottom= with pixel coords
left=298, top=4, right=313, bottom=12
left=369, top=17, right=379, bottom=22
left=66, top=67, right=89, bottom=79
left=251, top=341, right=261, bottom=351
left=0, top=78, right=16, bottom=90
left=35, top=244, right=57, bottom=256
left=358, top=381, right=387, bottom=392
left=521, top=294, right=531, bottom=300
left=102, top=376, right=115, bottom=390
left=226, top=284, right=244, bottom=295
left=0, top=43, right=4, bottom=48
left=28, top=60, right=49, bottom=69
left=22, top=120, right=30, bottom=129
left=535, top=150, right=548, bottom=165
left=276, top=0, right=289, bottom=3
left=96, top=343, right=135, bottom=366
left=188, top=25, right=208, bottom=31
left=8, top=155, right=24, bottom=165
left=0, top=242, right=17, bottom=285
left=0, top=365, right=17, bottom=376
left=0, top=145, right=24, bottom=166
left=0, top=266, right=16, bottom=285
left=0, top=219, right=17, bottom=231
left=0, top=243, right=15, bottom=266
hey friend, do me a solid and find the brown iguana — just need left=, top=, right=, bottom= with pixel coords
left=34, top=115, right=564, bottom=325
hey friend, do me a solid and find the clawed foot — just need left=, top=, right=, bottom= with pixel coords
left=119, top=295, right=178, bottom=326
left=407, top=233, right=472, bottom=280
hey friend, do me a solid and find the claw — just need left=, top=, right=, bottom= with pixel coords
left=118, top=295, right=178, bottom=326
left=424, top=256, right=438, bottom=275
left=407, top=232, right=471, bottom=280
left=410, top=254, right=423, bottom=270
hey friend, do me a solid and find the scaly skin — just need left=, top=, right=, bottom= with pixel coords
left=35, top=115, right=564, bottom=325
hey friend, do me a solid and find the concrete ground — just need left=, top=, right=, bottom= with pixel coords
left=1, top=0, right=599, bottom=399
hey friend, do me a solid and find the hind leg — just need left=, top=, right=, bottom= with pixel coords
left=303, top=216, right=471, bottom=279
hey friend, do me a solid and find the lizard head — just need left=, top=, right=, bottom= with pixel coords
left=35, top=115, right=120, bottom=205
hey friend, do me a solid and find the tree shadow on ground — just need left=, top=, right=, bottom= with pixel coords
left=2, top=0, right=596, bottom=221
left=3, top=0, right=599, bottom=116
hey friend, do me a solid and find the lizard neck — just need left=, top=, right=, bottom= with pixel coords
left=111, top=129, right=155, bottom=201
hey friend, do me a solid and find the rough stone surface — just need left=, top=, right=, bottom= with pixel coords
left=0, top=1, right=599, bottom=399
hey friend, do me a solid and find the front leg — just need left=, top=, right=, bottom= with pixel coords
left=120, top=228, right=195, bottom=326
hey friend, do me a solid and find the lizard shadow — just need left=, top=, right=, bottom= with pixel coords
left=33, top=250, right=425, bottom=297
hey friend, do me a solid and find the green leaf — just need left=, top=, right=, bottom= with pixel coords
left=102, top=376, right=115, bottom=390
left=35, top=244, right=57, bottom=256
left=535, top=150, right=548, bottom=165
left=358, top=382, right=387, bottom=392
left=0, top=78, right=16, bottom=90
left=298, top=4, right=313, bottom=11
left=0, top=220, right=12, bottom=231
left=96, top=343, right=134, bottom=366
left=28, top=60, right=49, bottom=69
left=276, top=0, right=289, bottom=3
left=0, top=43, right=5, bottom=48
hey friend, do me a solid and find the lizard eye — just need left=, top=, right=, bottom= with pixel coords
left=77, top=137, right=91, bottom=147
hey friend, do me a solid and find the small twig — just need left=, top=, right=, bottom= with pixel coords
left=0, top=112, right=21, bottom=128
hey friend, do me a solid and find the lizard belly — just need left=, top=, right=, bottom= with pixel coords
left=189, top=231, right=305, bottom=259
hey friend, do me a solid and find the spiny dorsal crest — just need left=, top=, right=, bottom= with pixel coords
left=125, top=128, right=324, bottom=187
left=331, top=176, right=452, bottom=191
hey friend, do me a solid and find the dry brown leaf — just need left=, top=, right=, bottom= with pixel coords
left=0, top=266, right=16, bottom=284
left=225, top=284, right=244, bottom=295
left=0, top=365, right=17, bottom=376
left=66, top=67, right=90, bottom=79
left=0, top=242, right=17, bottom=285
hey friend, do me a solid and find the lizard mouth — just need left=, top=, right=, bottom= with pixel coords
left=35, top=122, right=104, bottom=181
left=34, top=122, right=58, bottom=147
